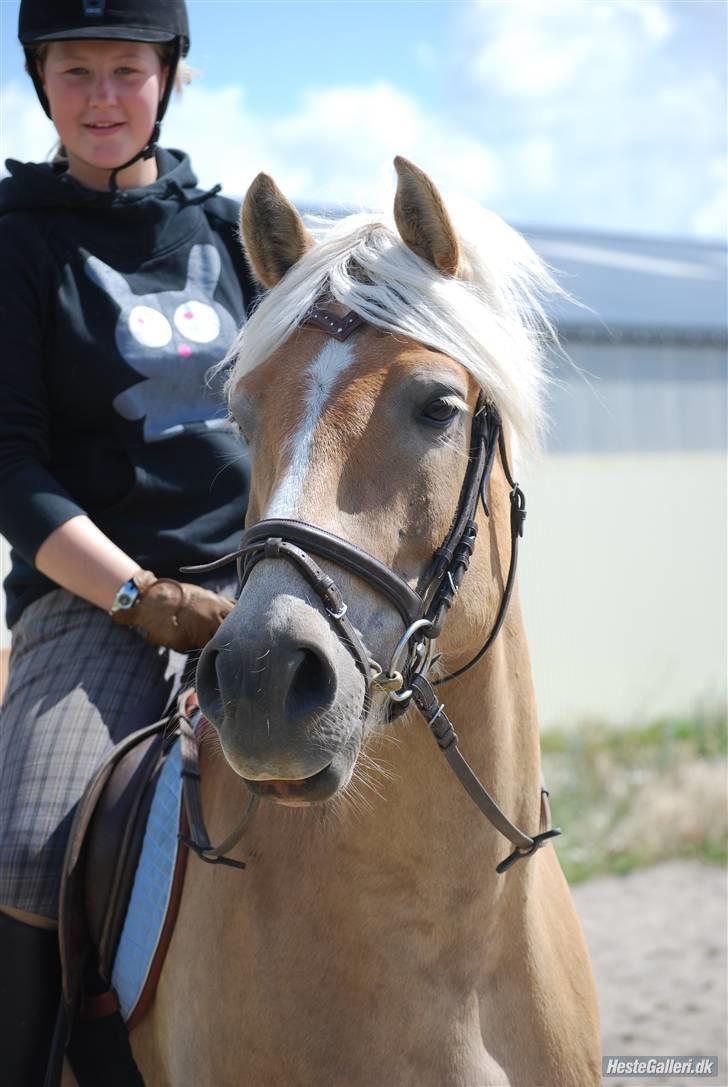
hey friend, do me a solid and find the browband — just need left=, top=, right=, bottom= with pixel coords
left=301, top=305, right=364, bottom=341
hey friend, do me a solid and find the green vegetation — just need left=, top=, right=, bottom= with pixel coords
left=541, top=712, right=727, bottom=883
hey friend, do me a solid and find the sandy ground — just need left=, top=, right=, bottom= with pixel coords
left=572, top=861, right=728, bottom=1087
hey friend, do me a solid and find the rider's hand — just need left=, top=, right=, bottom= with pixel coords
left=111, top=571, right=234, bottom=651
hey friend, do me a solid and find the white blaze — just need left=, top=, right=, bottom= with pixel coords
left=265, top=338, right=356, bottom=518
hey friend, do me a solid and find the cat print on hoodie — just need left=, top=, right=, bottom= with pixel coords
left=86, top=244, right=238, bottom=442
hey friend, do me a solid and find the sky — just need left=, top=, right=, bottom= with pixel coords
left=0, top=0, right=725, bottom=240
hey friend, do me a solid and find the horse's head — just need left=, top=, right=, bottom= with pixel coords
left=197, top=157, right=556, bottom=807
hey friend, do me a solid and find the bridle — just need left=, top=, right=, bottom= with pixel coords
left=180, top=304, right=560, bottom=874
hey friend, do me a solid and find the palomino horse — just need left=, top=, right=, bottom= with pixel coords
left=131, top=157, right=601, bottom=1086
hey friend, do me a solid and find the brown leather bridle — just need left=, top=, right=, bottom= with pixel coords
left=181, top=304, right=560, bottom=874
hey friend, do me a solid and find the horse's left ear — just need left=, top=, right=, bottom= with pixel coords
left=241, top=173, right=315, bottom=289
left=393, top=156, right=460, bottom=277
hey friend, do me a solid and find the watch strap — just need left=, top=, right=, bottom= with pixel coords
left=109, top=570, right=156, bottom=614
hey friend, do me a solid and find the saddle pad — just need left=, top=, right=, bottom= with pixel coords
left=111, top=739, right=184, bottom=1022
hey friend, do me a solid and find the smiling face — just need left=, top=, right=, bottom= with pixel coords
left=40, top=39, right=167, bottom=190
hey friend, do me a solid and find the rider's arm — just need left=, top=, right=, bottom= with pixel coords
left=34, top=515, right=141, bottom=612
left=0, top=224, right=137, bottom=613
left=0, top=220, right=90, bottom=570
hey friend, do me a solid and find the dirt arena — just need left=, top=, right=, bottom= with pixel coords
left=573, top=861, right=727, bottom=1087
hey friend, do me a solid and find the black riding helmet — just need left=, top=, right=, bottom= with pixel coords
left=18, top=0, right=190, bottom=187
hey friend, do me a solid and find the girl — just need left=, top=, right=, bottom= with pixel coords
left=0, top=2, right=256, bottom=1082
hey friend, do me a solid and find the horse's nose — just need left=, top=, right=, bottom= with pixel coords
left=198, top=636, right=337, bottom=725
left=196, top=621, right=341, bottom=778
left=282, top=646, right=337, bottom=724
left=195, top=639, right=222, bottom=724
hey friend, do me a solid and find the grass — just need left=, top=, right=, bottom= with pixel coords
left=541, top=711, right=728, bottom=883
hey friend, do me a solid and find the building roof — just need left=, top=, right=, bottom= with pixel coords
left=523, top=228, right=727, bottom=344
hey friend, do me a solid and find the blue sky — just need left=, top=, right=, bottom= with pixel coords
left=1, top=0, right=725, bottom=239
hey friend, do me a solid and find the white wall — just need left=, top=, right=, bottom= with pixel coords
left=519, top=451, right=727, bottom=728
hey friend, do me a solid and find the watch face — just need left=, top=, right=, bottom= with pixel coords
left=113, top=579, right=139, bottom=610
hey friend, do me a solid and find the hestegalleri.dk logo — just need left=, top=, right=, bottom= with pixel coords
left=603, top=1056, right=718, bottom=1077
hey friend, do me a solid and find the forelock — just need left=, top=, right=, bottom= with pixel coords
left=224, top=199, right=566, bottom=454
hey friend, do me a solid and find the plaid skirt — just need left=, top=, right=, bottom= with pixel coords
left=0, top=583, right=230, bottom=919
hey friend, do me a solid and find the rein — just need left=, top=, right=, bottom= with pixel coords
left=181, top=305, right=560, bottom=874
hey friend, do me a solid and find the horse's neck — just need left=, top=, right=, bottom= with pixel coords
left=388, top=602, right=542, bottom=886
left=197, top=600, right=541, bottom=921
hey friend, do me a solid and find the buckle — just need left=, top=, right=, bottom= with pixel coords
left=177, top=832, right=247, bottom=870
left=510, top=485, right=526, bottom=538
left=495, top=828, right=561, bottom=874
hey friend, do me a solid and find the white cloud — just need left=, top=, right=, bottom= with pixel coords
left=447, top=0, right=724, bottom=236
left=692, top=157, right=728, bottom=239
left=1, top=75, right=500, bottom=210
left=1, top=0, right=722, bottom=239
left=0, top=76, right=499, bottom=210
left=260, top=83, right=499, bottom=207
left=613, top=0, right=673, bottom=42
left=0, top=81, right=57, bottom=165
left=466, top=0, right=661, bottom=99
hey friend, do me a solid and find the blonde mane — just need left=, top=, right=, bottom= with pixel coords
left=227, top=198, right=565, bottom=451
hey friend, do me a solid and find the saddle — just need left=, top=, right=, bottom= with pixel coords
left=55, top=693, right=194, bottom=1083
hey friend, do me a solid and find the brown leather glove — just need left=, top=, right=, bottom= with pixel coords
left=111, top=571, right=234, bottom=651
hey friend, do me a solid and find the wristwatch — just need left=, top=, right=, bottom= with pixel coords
left=109, top=576, right=142, bottom=614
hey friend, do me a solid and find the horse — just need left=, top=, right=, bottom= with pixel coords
left=130, top=156, right=601, bottom=1087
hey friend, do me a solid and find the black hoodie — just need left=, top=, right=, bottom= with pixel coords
left=0, top=149, right=257, bottom=627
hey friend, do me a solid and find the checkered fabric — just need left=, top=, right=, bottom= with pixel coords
left=0, top=583, right=229, bottom=919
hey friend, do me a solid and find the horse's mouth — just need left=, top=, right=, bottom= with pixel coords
left=242, top=761, right=342, bottom=806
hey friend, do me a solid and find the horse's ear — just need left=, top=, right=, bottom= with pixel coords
left=240, top=173, right=315, bottom=289
left=393, top=156, right=460, bottom=277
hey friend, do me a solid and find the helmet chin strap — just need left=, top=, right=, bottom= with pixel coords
left=107, top=38, right=181, bottom=192
left=108, top=120, right=161, bottom=192
left=107, top=39, right=182, bottom=192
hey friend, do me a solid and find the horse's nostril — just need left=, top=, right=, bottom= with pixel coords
left=195, top=644, right=223, bottom=725
left=285, top=648, right=336, bottom=723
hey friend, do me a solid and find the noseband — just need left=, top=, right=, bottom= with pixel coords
left=183, top=304, right=559, bottom=873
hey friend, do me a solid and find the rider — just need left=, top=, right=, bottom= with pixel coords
left=0, top=1, right=255, bottom=1082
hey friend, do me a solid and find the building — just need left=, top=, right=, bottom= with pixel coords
left=519, top=228, right=726, bottom=727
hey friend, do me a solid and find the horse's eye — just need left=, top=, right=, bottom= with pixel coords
left=421, top=397, right=458, bottom=426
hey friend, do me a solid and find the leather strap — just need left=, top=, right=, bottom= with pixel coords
left=244, top=537, right=375, bottom=688
left=241, top=519, right=424, bottom=628
left=434, top=475, right=525, bottom=686
left=81, top=990, right=120, bottom=1020
left=419, top=397, right=491, bottom=596
left=410, top=673, right=560, bottom=871
left=178, top=712, right=256, bottom=869
left=301, top=305, right=365, bottom=341
left=430, top=419, right=528, bottom=682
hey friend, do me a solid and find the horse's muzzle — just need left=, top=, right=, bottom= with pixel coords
left=242, top=756, right=352, bottom=806
left=195, top=587, right=366, bottom=787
